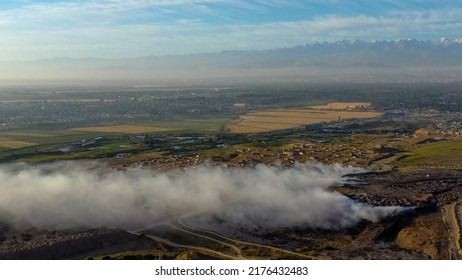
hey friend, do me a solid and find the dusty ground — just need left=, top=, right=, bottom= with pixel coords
left=332, top=168, right=462, bottom=259
left=0, top=167, right=460, bottom=260
left=0, top=228, right=155, bottom=260
left=228, top=103, right=382, bottom=133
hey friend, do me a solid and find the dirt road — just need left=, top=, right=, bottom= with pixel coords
left=441, top=201, right=462, bottom=259
left=130, top=214, right=317, bottom=260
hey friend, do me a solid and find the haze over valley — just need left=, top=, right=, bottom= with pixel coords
left=2, top=39, right=462, bottom=83
left=1, top=0, right=462, bottom=261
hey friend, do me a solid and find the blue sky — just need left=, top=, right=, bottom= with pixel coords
left=0, top=0, right=461, bottom=60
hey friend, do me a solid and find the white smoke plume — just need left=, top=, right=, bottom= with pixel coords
left=0, top=161, right=404, bottom=231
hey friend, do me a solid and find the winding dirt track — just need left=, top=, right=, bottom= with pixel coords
left=145, top=234, right=243, bottom=260
left=441, top=201, right=462, bottom=260
left=175, top=216, right=318, bottom=259
left=130, top=214, right=317, bottom=260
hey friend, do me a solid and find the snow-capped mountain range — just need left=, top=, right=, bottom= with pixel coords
left=2, top=38, right=462, bottom=82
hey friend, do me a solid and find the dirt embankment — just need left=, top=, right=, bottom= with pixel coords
left=0, top=228, right=152, bottom=260
left=441, top=201, right=462, bottom=259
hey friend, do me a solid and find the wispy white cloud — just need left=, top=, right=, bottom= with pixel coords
left=0, top=1, right=461, bottom=60
left=255, top=0, right=305, bottom=8
left=224, top=9, right=462, bottom=48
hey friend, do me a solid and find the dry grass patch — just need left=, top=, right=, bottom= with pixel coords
left=227, top=124, right=271, bottom=133
left=396, top=212, right=448, bottom=259
left=127, top=151, right=164, bottom=160
left=248, top=110, right=326, bottom=117
left=240, top=115, right=330, bottom=124
left=230, top=123, right=293, bottom=133
left=70, top=125, right=172, bottom=134
left=2, top=132, right=54, bottom=138
left=310, top=102, right=371, bottom=110
left=0, top=140, right=37, bottom=148
left=228, top=108, right=382, bottom=133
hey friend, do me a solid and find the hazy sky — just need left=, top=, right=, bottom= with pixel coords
left=0, top=0, right=461, bottom=60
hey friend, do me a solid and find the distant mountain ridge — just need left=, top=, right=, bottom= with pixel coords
left=185, top=38, right=462, bottom=68
left=3, top=38, right=462, bottom=82
left=28, top=38, right=462, bottom=68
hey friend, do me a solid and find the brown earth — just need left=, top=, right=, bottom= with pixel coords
left=228, top=106, right=381, bottom=133
left=0, top=228, right=153, bottom=260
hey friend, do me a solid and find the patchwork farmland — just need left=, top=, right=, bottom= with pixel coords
left=227, top=103, right=382, bottom=133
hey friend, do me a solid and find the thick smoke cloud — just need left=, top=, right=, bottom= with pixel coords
left=0, top=161, right=403, bottom=231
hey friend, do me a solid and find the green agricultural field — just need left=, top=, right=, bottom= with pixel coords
left=0, top=129, right=139, bottom=163
left=68, top=115, right=232, bottom=136
left=398, top=140, right=462, bottom=168
left=0, top=129, right=119, bottom=145
left=148, top=116, right=232, bottom=134
left=0, top=115, right=233, bottom=163
left=268, top=100, right=326, bottom=109
left=17, top=142, right=142, bottom=164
